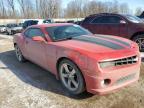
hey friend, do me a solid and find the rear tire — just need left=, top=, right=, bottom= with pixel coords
left=15, top=45, right=26, bottom=62
left=132, top=34, right=144, bottom=52
left=58, top=59, right=85, bottom=95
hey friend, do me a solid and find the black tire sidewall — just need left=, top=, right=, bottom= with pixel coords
left=58, top=59, right=85, bottom=95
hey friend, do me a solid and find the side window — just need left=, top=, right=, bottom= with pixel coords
left=92, top=16, right=108, bottom=24
left=92, top=16, right=123, bottom=24
left=83, top=17, right=95, bottom=24
left=108, top=16, right=122, bottom=23
left=24, top=28, right=45, bottom=38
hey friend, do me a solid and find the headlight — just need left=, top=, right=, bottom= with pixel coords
left=99, top=61, right=115, bottom=68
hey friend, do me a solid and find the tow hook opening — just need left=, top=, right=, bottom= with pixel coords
left=101, top=79, right=111, bottom=86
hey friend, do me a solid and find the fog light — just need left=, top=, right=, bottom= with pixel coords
left=101, top=79, right=111, bottom=87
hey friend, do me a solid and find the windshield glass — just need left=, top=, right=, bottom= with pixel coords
left=46, top=25, right=92, bottom=41
left=125, top=15, right=143, bottom=23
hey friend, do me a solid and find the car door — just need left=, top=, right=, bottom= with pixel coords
left=90, top=16, right=111, bottom=35
left=103, top=15, right=121, bottom=36
left=23, top=28, right=47, bottom=68
left=105, top=15, right=128, bottom=36
left=90, top=15, right=128, bottom=36
left=85, top=16, right=105, bottom=34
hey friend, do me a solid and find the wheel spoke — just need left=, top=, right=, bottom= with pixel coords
left=70, top=69, right=76, bottom=76
left=60, top=63, right=80, bottom=91
left=62, top=73, right=69, bottom=78
left=15, top=46, right=22, bottom=61
left=63, top=64, right=70, bottom=73
left=68, top=79, right=72, bottom=88
left=71, top=77, right=78, bottom=88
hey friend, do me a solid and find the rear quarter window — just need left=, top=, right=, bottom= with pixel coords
left=82, top=17, right=95, bottom=24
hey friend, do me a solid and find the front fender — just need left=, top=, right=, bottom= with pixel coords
left=56, top=48, right=88, bottom=72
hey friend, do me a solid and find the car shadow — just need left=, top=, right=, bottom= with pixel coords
left=0, top=50, right=94, bottom=99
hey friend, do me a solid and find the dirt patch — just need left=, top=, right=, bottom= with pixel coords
left=0, top=37, right=4, bottom=40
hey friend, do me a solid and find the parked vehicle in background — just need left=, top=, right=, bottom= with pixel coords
left=0, top=25, right=7, bottom=33
left=13, top=23, right=140, bottom=95
left=75, top=21, right=83, bottom=25
left=6, top=23, right=23, bottom=35
left=23, top=19, right=53, bottom=29
left=22, top=20, right=38, bottom=29
left=0, top=25, right=5, bottom=30
left=81, top=13, right=144, bottom=51
left=67, top=20, right=75, bottom=23
left=43, top=19, right=54, bottom=23
left=6, top=23, right=17, bottom=35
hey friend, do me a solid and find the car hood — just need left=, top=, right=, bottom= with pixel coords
left=54, top=35, right=138, bottom=60
left=1, top=27, right=6, bottom=29
left=132, top=23, right=144, bottom=29
left=12, top=27, right=22, bottom=30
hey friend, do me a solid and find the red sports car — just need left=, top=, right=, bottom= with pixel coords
left=13, top=23, right=141, bottom=95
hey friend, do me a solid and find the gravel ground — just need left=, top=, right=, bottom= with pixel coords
left=0, top=35, right=144, bottom=108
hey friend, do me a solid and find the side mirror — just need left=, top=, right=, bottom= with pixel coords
left=32, top=36, right=45, bottom=42
left=120, top=20, right=126, bottom=24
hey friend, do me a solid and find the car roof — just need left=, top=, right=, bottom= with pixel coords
left=30, top=23, right=74, bottom=28
left=87, top=13, right=126, bottom=17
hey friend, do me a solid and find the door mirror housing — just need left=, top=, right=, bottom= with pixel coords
left=120, top=20, right=126, bottom=24
left=32, top=36, right=45, bottom=42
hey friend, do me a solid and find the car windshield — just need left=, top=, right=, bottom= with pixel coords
left=46, top=25, right=92, bottom=41
left=125, top=15, right=143, bottom=23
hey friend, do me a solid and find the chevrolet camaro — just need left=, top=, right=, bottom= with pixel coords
left=13, top=23, right=141, bottom=95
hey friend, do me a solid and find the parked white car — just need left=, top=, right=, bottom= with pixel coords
left=0, top=25, right=7, bottom=33
left=7, top=24, right=23, bottom=35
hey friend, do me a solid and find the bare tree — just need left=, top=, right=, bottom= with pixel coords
left=6, top=0, right=15, bottom=17
left=35, top=0, right=41, bottom=18
left=35, top=0, right=61, bottom=18
left=65, top=0, right=131, bottom=18
left=65, top=0, right=85, bottom=18
left=0, top=0, right=7, bottom=18
left=0, top=0, right=132, bottom=19
left=47, top=0, right=61, bottom=18
left=17, top=0, right=25, bottom=17
left=17, top=0, right=35, bottom=18
left=135, top=7, right=143, bottom=16
left=112, top=0, right=119, bottom=13
left=119, top=3, right=130, bottom=14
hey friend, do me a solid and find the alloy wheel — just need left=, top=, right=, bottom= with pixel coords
left=15, top=45, right=23, bottom=62
left=135, top=38, right=144, bottom=51
left=60, top=63, right=79, bottom=91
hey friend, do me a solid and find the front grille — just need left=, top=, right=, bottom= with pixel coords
left=114, top=56, right=138, bottom=66
left=115, top=73, right=136, bottom=85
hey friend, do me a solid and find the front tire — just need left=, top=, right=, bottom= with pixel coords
left=15, top=45, right=26, bottom=62
left=133, top=34, right=144, bottom=52
left=58, top=59, right=85, bottom=95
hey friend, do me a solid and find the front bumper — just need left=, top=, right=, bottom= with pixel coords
left=84, top=59, right=140, bottom=95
